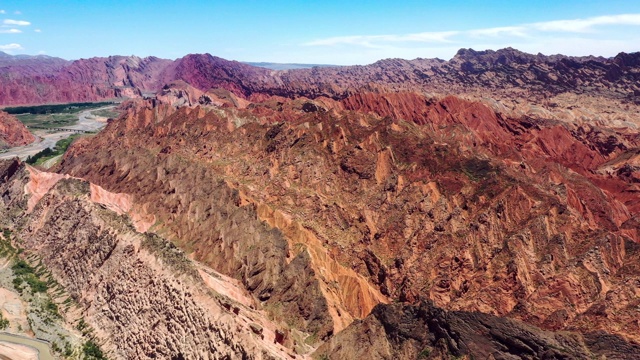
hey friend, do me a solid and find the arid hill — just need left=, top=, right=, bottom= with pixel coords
left=48, top=77, right=640, bottom=357
left=2, top=48, right=639, bottom=107
left=0, top=111, right=36, bottom=148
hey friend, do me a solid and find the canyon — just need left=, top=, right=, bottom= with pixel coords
left=0, top=47, right=638, bottom=359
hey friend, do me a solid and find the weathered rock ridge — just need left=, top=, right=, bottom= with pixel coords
left=0, top=54, right=171, bottom=105
left=2, top=48, right=640, bottom=110
left=314, top=301, right=640, bottom=359
left=0, top=159, right=300, bottom=359
left=56, top=87, right=640, bottom=352
left=3, top=46, right=640, bottom=359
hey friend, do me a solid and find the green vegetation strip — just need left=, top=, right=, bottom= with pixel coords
left=26, top=134, right=82, bottom=165
left=12, top=260, right=49, bottom=294
left=82, top=340, right=108, bottom=360
left=15, top=113, right=79, bottom=128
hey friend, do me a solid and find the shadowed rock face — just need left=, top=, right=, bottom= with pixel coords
left=313, top=301, right=640, bottom=360
left=0, top=111, right=35, bottom=148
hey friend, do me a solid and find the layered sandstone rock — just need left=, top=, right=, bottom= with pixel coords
left=0, top=111, right=35, bottom=148
left=0, top=159, right=300, bottom=359
left=314, top=301, right=640, bottom=359
left=2, top=47, right=640, bottom=113
left=3, top=46, right=640, bottom=358
left=56, top=89, right=640, bottom=349
left=0, top=54, right=171, bottom=105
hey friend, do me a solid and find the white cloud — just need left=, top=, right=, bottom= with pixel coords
left=468, top=26, right=528, bottom=38
left=532, top=14, right=640, bottom=33
left=14, top=11, right=21, bottom=15
left=0, top=43, right=23, bottom=52
left=298, top=13, right=640, bottom=64
left=305, top=31, right=459, bottom=47
left=305, top=13, right=640, bottom=50
left=3, top=19, right=30, bottom=26
left=34, top=29, right=41, bottom=33
left=0, top=29, right=21, bottom=34
left=0, top=10, right=5, bottom=14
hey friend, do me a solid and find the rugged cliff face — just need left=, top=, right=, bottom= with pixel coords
left=2, top=47, right=640, bottom=358
left=2, top=48, right=640, bottom=109
left=55, top=84, right=640, bottom=352
left=0, top=111, right=36, bottom=148
left=0, top=54, right=172, bottom=105
left=1, top=154, right=638, bottom=359
left=314, top=301, right=640, bottom=360
left=0, top=160, right=302, bottom=359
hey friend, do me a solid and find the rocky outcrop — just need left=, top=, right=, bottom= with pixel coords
left=0, top=158, right=299, bottom=359
left=3, top=46, right=640, bottom=358
left=314, top=301, right=640, bottom=359
left=0, top=54, right=172, bottom=105
left=159, top=48, right=640, bottom=106
left=56, top=89, right=640, bottom=348
left=0, top=111, right=35, bottom=148
left=58, top=109, right=383, bottom=339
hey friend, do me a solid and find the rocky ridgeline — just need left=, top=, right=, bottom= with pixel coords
left=0, top=54, right=171, bottom=105
left=1, top=48, right=639, bottom=107
left=51, top=83, right=640, bottom=356
left=314, top=301, right=640, bottom=359
left=0, top=47, right=639, bottom=358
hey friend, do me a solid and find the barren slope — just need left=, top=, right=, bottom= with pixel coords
left=0, top=111, right=36, bottom=148
left=56, top=85, right=640, bottom=351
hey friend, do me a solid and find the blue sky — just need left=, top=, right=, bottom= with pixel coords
left=1, top=0, right=639, bottom=64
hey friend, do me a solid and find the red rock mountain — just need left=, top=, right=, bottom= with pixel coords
left=0, top=52, right=172, bottom=105
left=50, top=80, right=640, bottom=358
left=2, top=48, right=639, bottom=106
left=0, top=111, right=36, bottom=148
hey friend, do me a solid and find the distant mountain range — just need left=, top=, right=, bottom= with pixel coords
left=0, top=48, right=639, bottom=106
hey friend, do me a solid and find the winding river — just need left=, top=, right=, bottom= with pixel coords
left=0, top=105, right=113, bottom=161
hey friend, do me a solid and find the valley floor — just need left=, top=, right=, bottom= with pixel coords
left=0, top=106, right=113, bottom=162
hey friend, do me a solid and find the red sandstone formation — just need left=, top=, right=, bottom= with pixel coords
left=0, top=53, right=171, bottom=105
left=2, top=48, right=639, bottom=110
left=56, top=88, right=640, bottom=352
left=0, top=111, right=36, bottom=148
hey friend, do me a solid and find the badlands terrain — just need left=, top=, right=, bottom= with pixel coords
left=0, top=47, right=638, bottom=359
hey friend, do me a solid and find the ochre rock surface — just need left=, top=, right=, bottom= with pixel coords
left=0, top=159, right=300, bottom=359
left=0, top=111, right=35, bottom=148
left=57, top=89, right=640, bottom=346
